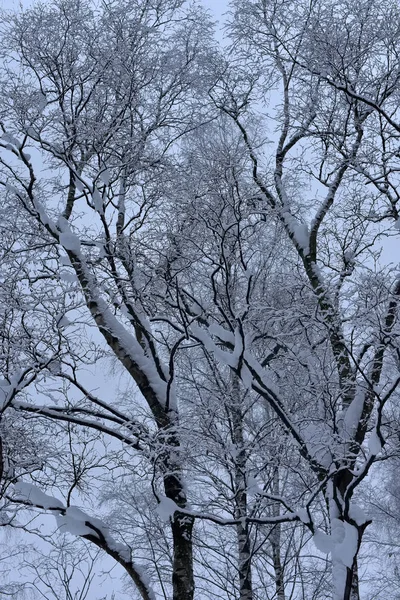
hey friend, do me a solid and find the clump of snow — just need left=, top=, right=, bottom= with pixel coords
left=1, top=132, right=21, bottom=148
left=56, top=314, right=71, bottom=328
left=296, top=508, right=310, bottom=524
left=74, top=177, right=85, bottom=192
left=314, top=519, right=358, bottom=569
left=292, top=223, right=310, bottom=253
left=240, top=363, right=253, bottom=390
left=37, top=93, right=47, bottom=113
left=5, top=184, right=20, bottom=195
left=60, top=255, right=71, bottom=267
left=156, top=496, right=178, bottom=522
left=342, top=386, right=365, bottom=438
left=59, top=270, right=78, bottom=283
left=368, top=430, right=382, bottom=455
left=131, top=562, right=157, bottom=600
left=92, top=188, right=103, bottom=214
left=301, top=422, right=332, bottom=468
left=56, top=511, right=98, bottom=538
left=59, top=232, right=81, bottom=253
left=57, top=217, right=81, bottom=253
left=27, top=127, right=40, bottom=140
left=13, top=482, right=64, bottom=510
left=349, top=504, right=368, bottom=526
left=314, top=529, right=334, bottom=554
left=47, top=359, right=63, bottom=375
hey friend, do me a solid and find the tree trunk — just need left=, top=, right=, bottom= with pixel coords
left=271, top=469, right=285, bottom=600
left=171, top=514, right=195, bottom=600
left=231, top=375, right=253, bottom=600
left=163, top=443, right=195, bottom=600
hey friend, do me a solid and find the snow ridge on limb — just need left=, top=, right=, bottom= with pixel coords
left=12, top=481, right=156, bottom=600
left=190, top=322, right=328, bottom=477
left=26, top=193, right=171, bottom=423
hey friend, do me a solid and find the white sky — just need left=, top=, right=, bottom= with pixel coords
left=202, top=0, right=229, bottom=19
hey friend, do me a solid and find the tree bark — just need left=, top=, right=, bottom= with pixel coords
left=231, top=375, right=253, bottom=600
left=271, top=469, right=285, bottom=600
left=171, top=514, right=195, bottom=600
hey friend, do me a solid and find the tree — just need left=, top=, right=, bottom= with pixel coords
left=0, top=0, right=400, bottom=599
left=0, top=1, right=214, bottom=598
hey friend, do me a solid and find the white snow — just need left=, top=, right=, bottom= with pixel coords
left=155, top=496, right=178, bottom=522
left=368, top=430, right=382, bottom=455
left=5, top=184, right=20, bottom=195
left=56, top=513, right=98, bottom=537
left=313, top=519, right=358, bottom=569
left=59, top=270, right=78, bottom=283
left=342, top=386, right=365, bottom=438
left=37, top=93, right=47, bottom=112
left=13, top=482, right=64, bottom=510
left=56, top=314, right=71, bottom=328
left=292, top=223, right=310, bottom=253
left=240, top=363, right=253, bottom=390
left=1, top=132, right=21, bottom=148
left=92, top=188, right=103, bottom=214
left=246, top=475, right=263, bottom=496
left=59, top=232, right=81, bottom=253
left=27, top=127, right=40, bottom=140
left=60, top=254, right=71, bottom=267
left=314, top=528, right=334, bottom=554
left=333, top=520, right=358, bottom=568
left=296, top=508, right=310, bottom=524
left=74, top=177, right=85, bottom=192
left=349, top=504, right=368, bottom=526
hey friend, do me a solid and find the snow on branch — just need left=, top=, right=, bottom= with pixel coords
left=12, top=481, right=156, bottom=600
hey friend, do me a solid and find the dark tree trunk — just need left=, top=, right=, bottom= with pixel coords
left=171, top=513, right=195, bottom=600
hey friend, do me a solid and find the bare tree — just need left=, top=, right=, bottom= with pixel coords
left=1, top=1, right=400, bottom=600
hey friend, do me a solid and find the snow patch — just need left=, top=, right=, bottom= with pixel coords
left=368, top=430, right=382, bottom=455
left=342, top=386, right=365, bottom=438
left=56, top=512, right=98, bottom=538
left=296, top=508, right=310, bottom=524
left=314, top=529, right=334, bottom=554
left=302, top=422, right=332, bottom=467
left=92, top=188, right=103, bottom=214
left=59, top=232, right=81, bottom=253
left=349, top=504, right=367, bottom=526
left=1, top=133, right=21, bottom=148
left=314, top=520, right=358, bottom=569
left=56, top=314, right=71, bottom=328
left=14, top=482, right=64, bottom=510
left=156, top=496, right=178, bottom=522
left=74, top=177, right=85, bottom=192
left=292, top=223, right=310, bottom=253
left=59, top=270, right=78, bottom=283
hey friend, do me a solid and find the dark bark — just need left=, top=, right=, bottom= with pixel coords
left=231, top=376, right=254, bottom=600
left=171, top=514, right=195, bottom=600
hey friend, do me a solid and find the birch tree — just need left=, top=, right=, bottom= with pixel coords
left=0, top=1, right=214, bottom=599
left=199, top=0, right=400, bottom=598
